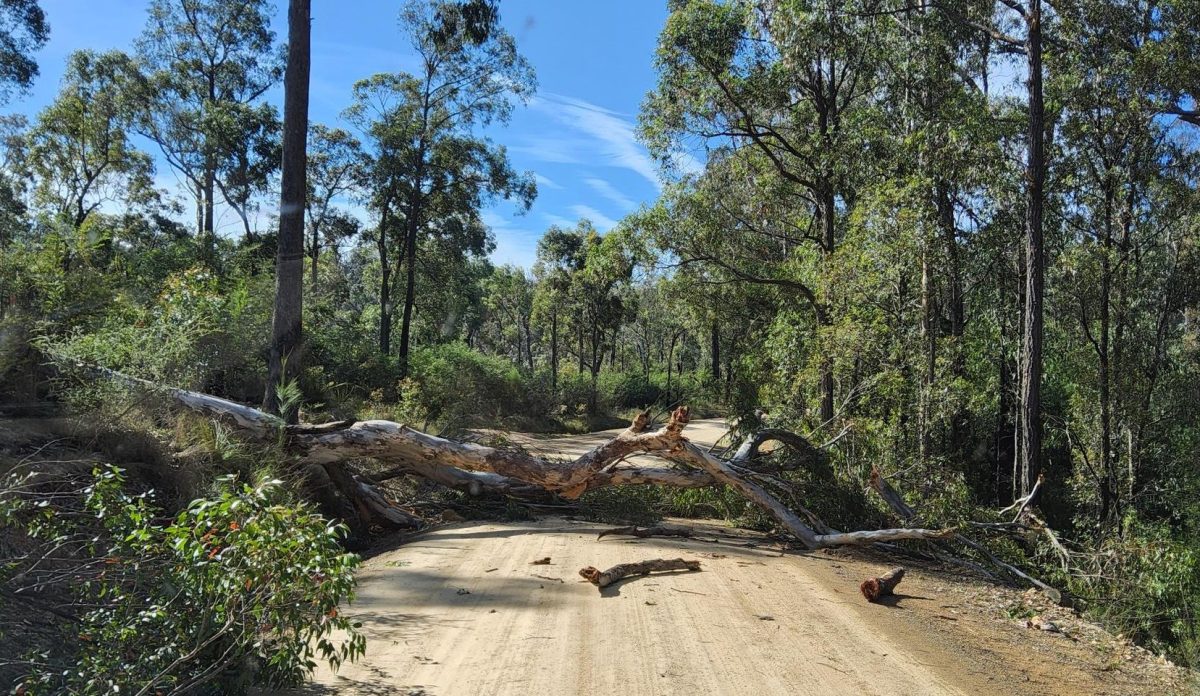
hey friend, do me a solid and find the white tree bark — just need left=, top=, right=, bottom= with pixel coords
left=107, top=372, right=954, bottom=550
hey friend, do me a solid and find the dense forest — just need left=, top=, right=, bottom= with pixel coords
left=1, top=0, right=1199, bottom=692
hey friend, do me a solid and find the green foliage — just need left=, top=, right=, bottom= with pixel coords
left=2, top=466, right=364, bottom=694
left=41, top=265, right=271, bottom=395
left=578, top=485, right=664, bottom=526
left=407, top=342, right=549, bottom=429
left=0, top=0, right=49, bottom=102
left=1069, top=519, right=1200, bottom=666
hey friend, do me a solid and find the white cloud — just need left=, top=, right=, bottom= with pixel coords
left=529, top=93, right=662, bottom=190
left=482, top=209, right=540, bottom=267
left=584, top=177, right=635, bottom=211
left=542, top=212, right=576, bottom=228
left=570, top=204, right=619, bottom=232
left=535, top=173, right=563, bottom=190
left=510, top=137, right=584, bottom=164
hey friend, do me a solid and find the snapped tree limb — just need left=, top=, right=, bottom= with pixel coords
left=579, top=558, right=702, bottom=589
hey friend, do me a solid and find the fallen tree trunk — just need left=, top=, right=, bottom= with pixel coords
left=579, top=558, right=702, bottom=588
left=94, top=369, right=955, bottom=551
left=860, top=567, right=905, bottom=602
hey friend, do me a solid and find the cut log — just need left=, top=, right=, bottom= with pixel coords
left=597, top=525, right=693, bottom=540
left=578, top=558, right=702, bottom=589
left=860, top=567, right=906, bottom=602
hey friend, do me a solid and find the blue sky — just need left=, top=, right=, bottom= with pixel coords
left=14, top=1, right=684, bottom=268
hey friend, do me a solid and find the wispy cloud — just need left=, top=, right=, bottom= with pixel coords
left=527, top=93, right=662, bottom=190
left=535, top=173, right=563, bottom=190
left=570, top=204, right=619, bottom=232
left=482, top=210, right=540, bottom=267
left=584, top=177, right=635, bottom=211
left=510, top=137, right=584, bottom=164
left=543, top=212, right=576, bottom=228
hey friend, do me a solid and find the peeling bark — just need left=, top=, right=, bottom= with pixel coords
left=98, top=370, right=958, bottom=551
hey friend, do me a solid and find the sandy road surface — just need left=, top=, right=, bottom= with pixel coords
left=286, top=422, right=1191, bottom=696
left=501, top=416, right=732, bottom=461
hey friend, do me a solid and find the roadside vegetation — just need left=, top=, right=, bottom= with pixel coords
left=1, top=0, right=1199, bottom=691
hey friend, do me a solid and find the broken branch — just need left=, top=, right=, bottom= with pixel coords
left=578, top=558, right=702, bottom=589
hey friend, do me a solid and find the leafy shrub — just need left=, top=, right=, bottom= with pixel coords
left=407, top=342, right=554, bottom=428
left=1069, top=519, right=1200, bottom=666
left=1, top=465, right=364, bottom=694
left=38, top=265, right=271, bottom=402
left=555, top=371, right=595, bottom=415
left=599, top=371, right=664, bottom=410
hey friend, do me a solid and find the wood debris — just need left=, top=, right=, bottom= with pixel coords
left=578, top=558, right=702, bottom=589
left=860, top=567, right=905, bottom=602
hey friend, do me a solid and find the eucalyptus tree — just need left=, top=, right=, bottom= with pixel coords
left=642, top=0, right=892, bottom=422
left=1047, top=0, right=1200, bottom=527
left=481, top=264, right=535, bottom=368
left=534, top=219, right=635, bottom=410
left=264, top=0, right=311, bottom=422
left=0, top=0, right=48, bottom=103
left=26, top=50, right=157, bottom=230
left=0, top=114, right=29, bottom=245
left=133, top=0, right=282, bottom=253
left=532, top=224, right=586, bottom=388
left=306, top=125, right=365, bottom=284
left=346, top=0, right=536, bottom=375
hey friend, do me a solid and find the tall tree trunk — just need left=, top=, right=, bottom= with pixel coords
left=919, top=247, right=935, bottom=466
left=1098, top=192, right=1115, bottom=525
left=1019, top=0, right=1046, bottom=497
left=550, top=308, right=558, bottom=389
left=203, top=158, right=216, bottom=261
left=377, top=202, right=392, bottom=356
left=711, top=321, right=721, bottom=383
left=819, top=185, right=836, bottom=423
left=310, top=221, right=320, bottom=286
left=937, top=181, right=966, bottom=455
left=525, top=317, right=534, bottom=371
left=398, top=209, right=418, bottom=379
left=264, top=0, right=311, bottom=424
left=577, top=321, right=584, bottom=373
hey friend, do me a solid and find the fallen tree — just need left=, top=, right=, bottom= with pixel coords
left=98, top=369, right=953, bottom=550
left=868, top=465, right=1065, bottom=604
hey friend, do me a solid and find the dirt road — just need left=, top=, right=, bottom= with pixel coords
left=288, top=424, right=1191, bottom=696
left=502, top=416, right=731, bottom=460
